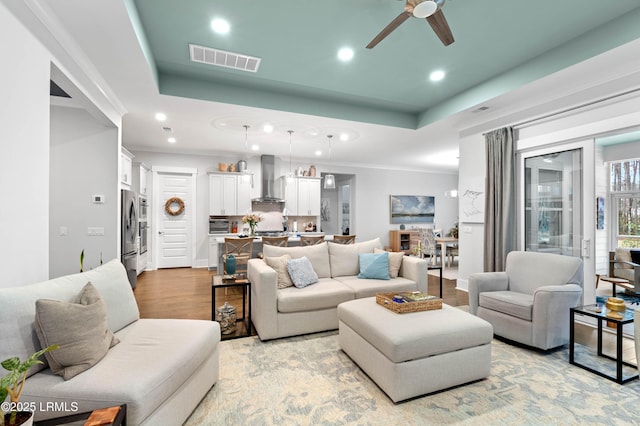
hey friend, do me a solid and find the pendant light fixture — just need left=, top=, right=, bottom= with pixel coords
left=287, top=130, right=294, bottom=181
left=242, top=124, right=253, bottom=187
left=324, top=134, right=336, bottom=189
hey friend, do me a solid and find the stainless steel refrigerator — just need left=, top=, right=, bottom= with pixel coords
left=121, top=189, right=138, bottom=288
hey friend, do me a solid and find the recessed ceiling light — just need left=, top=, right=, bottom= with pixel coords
left=168, top=137, right=176, bottom=144
left=315, top=150, right=322, bottom=156
left=211, top=18, right=230, bottom=35
left=429, top=70, right=446, bottom=82
left=340, top=133, right=349, bottom=142
left=155, top=112, right=167, bottom=121
left=251, top=144, right=259, bottom=151
left=263, top=123, right=274, bottom=133
left=337, top=47, right=354, bottom=62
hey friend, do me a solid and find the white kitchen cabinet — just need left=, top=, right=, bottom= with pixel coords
left=279, top=177, right=321, bottom=216
left=237, top=174, right=251, bottom=214
left=298, top=177, right=321, bottom=216
left=133, top=162, right=150, bottom=195
left=208, top=172, right=252, bottom=216
left=208, top=235, right=219, bottom=269
left=121, top=148, right=133, bottom=187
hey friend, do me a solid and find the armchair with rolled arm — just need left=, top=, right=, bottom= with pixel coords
left=469, top=251, right=583, bottom=350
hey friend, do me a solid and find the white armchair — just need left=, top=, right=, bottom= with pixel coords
left=469, top=251, right=583, bottom=350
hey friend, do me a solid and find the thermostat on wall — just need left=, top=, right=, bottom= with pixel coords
left=92, top=195, right=105, bottom=204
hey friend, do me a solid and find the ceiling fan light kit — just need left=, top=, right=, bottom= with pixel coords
left=412, top=1, right=437, bottom=18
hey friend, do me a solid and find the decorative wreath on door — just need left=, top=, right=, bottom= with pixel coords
left=164, top=196, right=185, bottom=216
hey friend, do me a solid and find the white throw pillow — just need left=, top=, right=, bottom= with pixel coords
left=374, top=248, right=404, bottom=278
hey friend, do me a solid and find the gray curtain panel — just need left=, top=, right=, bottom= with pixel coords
left=483, top=127, right=516, bottom=272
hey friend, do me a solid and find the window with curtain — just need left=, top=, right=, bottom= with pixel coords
left=610, top=159, right=640, bottom=248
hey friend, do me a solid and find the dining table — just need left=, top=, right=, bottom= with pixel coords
left=435, top=236, right=458, bottom=268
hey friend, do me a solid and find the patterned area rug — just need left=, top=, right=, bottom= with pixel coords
left=185, top=331, right=640, bottom=425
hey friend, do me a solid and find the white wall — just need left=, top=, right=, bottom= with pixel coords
left=0, top=3, right=51, bottom=287
left=131, top=150, right=459, bottom=266
left=49, top=106, right=119, bottom=278
left=0, top=2, right=123, bottom=287
left=456, top=134, right=486, bottom=291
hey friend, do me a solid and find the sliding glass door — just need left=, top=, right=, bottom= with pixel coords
left=523, top=148, right=583, bottom=256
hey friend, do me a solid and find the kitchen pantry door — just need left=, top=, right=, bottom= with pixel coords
left=154, top=167, right=197, bottom=269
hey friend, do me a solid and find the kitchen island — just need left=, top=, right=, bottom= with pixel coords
left=208, top=233, right=331, bottom=271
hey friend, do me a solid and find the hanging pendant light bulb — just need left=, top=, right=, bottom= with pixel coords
left=324, top=134, right=336, bottom=189
left=242, top=124, right=253, bottom=187
left=287, top=130, right=294, bottom=181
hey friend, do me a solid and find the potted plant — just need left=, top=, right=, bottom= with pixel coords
left=1, top=345, right=58, bottom=426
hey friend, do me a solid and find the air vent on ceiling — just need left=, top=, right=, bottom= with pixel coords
left=189, top=44, right=261, bottom=73
left=472, top=106, right=490, bottom=113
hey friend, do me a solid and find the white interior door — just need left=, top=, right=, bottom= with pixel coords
left=156, top=170, right=195, bottom=268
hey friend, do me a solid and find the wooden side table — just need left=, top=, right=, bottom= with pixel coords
left=211, top=274, right=251, bottom=339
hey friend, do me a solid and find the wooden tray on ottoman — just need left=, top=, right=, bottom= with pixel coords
left=376, top=292, right=442, bottom=313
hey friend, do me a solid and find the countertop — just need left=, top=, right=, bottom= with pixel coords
left=209, top=233, right=329, bottom=243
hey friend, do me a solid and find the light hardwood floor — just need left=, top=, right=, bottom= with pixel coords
left=134, top=268, right=461, bottom=320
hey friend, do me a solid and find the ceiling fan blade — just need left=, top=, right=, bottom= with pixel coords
left=426, top=9, right=454, bottom=46
left=366, top=11, right=412, bottom=49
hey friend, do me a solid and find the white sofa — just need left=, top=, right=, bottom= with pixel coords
left=0, top=259, right=220, bottom=425
left=248, top=238, right=428, bottom=340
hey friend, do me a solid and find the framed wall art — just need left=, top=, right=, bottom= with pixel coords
left=389, top=195, right=435, bottom=224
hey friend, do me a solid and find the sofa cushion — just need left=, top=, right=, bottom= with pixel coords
left=34, top=282, right=119, bottom=380
left=263, top=242, right=331, bottom=278
left=277, top=278, right=354, bottom=313
left=328, top=238, right=383, bottom=277
left=265, top=255, right=293, bottom=289
left=479, top=291, right=533, bottom=321
left=287, top=256, right=319, bottom=288
left=22, top=319, right=220, bottom=426
left=374, top=248, right=403, bottom=278
left=0, top=259, right=139, bottom=378
left=336, top=276, right=417, bottom=299
left=357, top=252, right=390, bottom=280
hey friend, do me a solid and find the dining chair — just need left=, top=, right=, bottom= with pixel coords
left=261, top=236, right=289, bottom=247
left=332, top=235, right=356, bottom=244
left=258, top=235, right=289, bottom=259
left=222, top=237, right=254, bottom=274
left=300, top=235, right=325, bottom=246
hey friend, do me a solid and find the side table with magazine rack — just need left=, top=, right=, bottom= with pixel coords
left=212, top=274, right=251, bottom=339
left=569, top=304, right=638, bottom=384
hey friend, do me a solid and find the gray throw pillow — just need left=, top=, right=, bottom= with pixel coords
left=286, top=256, right=319, bottom=288
left=34, top=282, right=119, bottom=380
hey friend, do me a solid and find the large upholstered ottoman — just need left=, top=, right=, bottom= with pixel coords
left=337, top=297, right=493, bottom=402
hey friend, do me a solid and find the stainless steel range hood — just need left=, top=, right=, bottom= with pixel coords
left=252, top=154, right=285, bottom=203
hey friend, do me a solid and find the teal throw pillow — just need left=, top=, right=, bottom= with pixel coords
left=287, top=256, right=319, bottom=288
left=358, top=252, right=390, bottom=280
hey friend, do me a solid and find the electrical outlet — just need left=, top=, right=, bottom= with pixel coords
left=59, top=226, right=67, bottom=236
left=92, top=195, right=105, bottom=204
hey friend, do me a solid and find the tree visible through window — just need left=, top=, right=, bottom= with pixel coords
left=611, top=160, right=640, bottom=248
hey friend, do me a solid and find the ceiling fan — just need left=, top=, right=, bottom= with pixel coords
left=366, top=0, right=454, bottom=49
